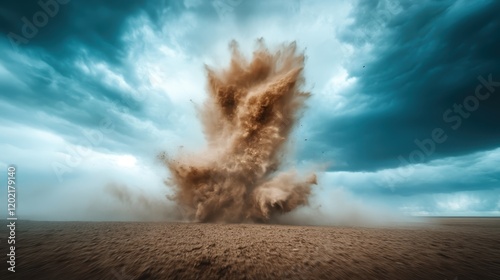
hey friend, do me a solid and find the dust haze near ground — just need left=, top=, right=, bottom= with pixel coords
left=273, top=188, right=409, bottom=226
left=102, top=183, right=182, bottom=221
left=160, top=40, right=317, bottom=223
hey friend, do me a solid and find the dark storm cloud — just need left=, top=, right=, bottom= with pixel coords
left=0, top=0, right=317, bottom=148
left=0, top=0, right=187, bottom=153
left=0, top=0, right=188, bottom=62
left=307, top=0, right=500, bottom=171
left=0, top=49, right=139, bottom=148
left=1, top=0, right=498, bottom=218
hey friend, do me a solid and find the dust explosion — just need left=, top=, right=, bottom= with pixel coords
left=162, top=40, right=317, bottom=223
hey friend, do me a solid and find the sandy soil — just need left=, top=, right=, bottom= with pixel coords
left=2, top=218, right=500, bottom=279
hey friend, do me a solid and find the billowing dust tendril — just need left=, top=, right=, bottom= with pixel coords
left=161, top=40, right=317, bottom=223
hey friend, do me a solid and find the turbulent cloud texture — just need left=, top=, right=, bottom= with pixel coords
left=0, top=0, right=499, bottom=219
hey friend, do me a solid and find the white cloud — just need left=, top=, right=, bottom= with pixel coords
left=436, top=193, right=481, bottom=212
left=317, top=147, right=500, bottom=215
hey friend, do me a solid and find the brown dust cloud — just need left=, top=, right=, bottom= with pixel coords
left=160, top=40, right=317, bottom=223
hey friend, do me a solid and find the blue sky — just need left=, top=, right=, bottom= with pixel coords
left=1, top=0, right=499, bottom=220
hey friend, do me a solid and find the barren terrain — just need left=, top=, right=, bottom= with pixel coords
left=2, top=218, right=500, bottom=279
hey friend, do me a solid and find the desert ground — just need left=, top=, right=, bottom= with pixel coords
left=2, top=218, right=500, bottom=279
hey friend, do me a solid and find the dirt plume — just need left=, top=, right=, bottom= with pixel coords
left=160, top=40, right=316, bottom=223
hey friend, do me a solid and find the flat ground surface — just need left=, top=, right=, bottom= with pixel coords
left=1, top=218, right=500, bottom=279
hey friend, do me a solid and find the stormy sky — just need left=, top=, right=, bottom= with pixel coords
left=1, top=0, right=499, bottom=220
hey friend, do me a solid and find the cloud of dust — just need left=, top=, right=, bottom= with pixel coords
left=160, top=39, right=317, bottom=223
left=103, top=183, right=182, bottom=221
left=273, top=187, right=411, bottom=226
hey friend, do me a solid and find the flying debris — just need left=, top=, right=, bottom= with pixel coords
left=162, top=40, right=317, bottom=223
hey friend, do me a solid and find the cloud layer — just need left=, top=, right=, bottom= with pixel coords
left=0, top=0, right=499, bottom=220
